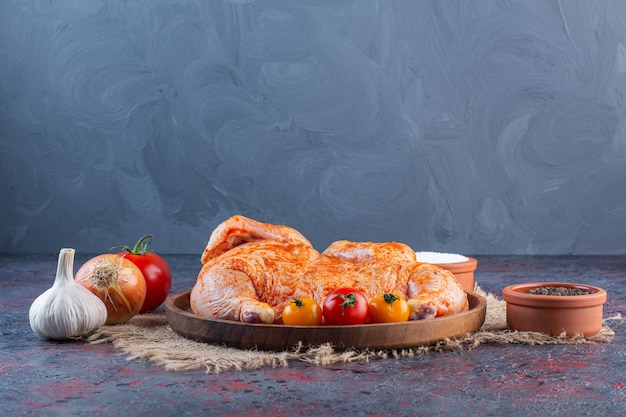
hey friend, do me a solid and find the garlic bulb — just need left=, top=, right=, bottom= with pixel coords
left=29, top=248, right=108, bottom=340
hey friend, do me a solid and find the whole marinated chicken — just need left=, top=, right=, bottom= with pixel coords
left=190, top=215, right=468, bottom=323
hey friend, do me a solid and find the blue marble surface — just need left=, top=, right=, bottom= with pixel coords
left=1, top=1, right=625, bottom=255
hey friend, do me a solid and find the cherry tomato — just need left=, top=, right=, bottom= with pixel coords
left=281, top=297, right=323, bottom=326
left=368, top=293, right=410, bottom=323
left=322, top=287, right=369, bottom=325
left=116, top=234, right=172, bottom=313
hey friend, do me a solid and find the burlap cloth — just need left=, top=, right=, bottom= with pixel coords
left=88, top=287, right=622, bottom=374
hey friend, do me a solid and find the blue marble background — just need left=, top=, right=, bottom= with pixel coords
left=1, top=1, right=625, bottom=255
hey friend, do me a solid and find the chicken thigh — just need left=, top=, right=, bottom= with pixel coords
left=190, top=215, right=468, bottom=323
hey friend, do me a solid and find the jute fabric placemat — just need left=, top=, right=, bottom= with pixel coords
left=88, top=288, right=622, bottom=374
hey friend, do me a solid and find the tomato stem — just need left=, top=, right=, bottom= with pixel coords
left=334, top=293, right=358, bottom=314
left=131, top=234, right=154, bottom=254
left=291, top=297, right=305, bottom=308
left=113, top=234, right=155, bottom=255
left=383, top=293, right=400, bottom=305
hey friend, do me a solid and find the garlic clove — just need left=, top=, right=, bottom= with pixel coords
left=29, top=248, right=108, bottom=340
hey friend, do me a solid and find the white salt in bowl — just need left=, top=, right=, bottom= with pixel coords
left=415, top=252, right=478, bottom=292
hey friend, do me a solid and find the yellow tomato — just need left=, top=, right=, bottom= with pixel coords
left=281, top=297, right=323, bottom=326
left=368, top=293, right=410, bottom=323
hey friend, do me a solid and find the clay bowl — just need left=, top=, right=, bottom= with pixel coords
left=502, top=282, right=607, bottom=337
left=432, top=257, right=477, bottom=292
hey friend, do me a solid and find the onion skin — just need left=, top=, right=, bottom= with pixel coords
left=75, top=254, right=147, bottom=324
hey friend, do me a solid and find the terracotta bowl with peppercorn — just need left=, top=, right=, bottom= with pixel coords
left=502, top=282, right=607, bottom=337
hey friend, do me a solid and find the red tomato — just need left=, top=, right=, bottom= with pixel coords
left=116, top=235, right=172, bottom=313
left=322, top=287, right=369, bottom=325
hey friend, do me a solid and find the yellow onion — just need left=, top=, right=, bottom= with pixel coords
left=75, top=254, right=146, bottom=324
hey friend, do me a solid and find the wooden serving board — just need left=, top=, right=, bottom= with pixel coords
left=165, top=291, right=487, bottom=351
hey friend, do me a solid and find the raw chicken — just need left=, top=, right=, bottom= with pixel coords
left=190, top=215, right=469, bottom=324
